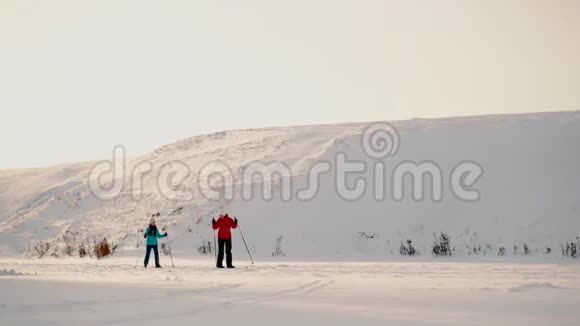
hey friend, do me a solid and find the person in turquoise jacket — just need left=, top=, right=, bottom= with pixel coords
left=143, top=217, right=167, bottom=268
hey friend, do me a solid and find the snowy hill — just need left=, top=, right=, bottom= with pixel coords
left=1, top=111, right=579, bottom=259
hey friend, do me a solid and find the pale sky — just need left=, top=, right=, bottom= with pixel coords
left=1, top=0, right=579, bottom=169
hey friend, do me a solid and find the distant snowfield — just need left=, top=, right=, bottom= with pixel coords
left=1, top=257, right=579, bottom=325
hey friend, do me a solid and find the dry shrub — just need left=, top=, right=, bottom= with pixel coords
left=94, top=238, right=115, bottom=259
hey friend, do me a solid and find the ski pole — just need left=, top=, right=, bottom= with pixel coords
left=237, top=223, right=254, bottom=264
left=135, top=249, right=142, bottom=268
left=213, top=229, right=217, bottom=259
left=166, top=236, right=175, bottom=268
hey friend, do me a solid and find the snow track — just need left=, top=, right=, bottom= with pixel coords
left=1, top=257, right=579, bottom=325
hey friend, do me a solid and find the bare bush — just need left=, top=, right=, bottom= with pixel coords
left=160, top=243, right=167, bottom=255
left=432, top=233, right=452, bottom=256
left=197, top=240, right=214, bottom=255
left=561, top=240, right=578, bottom=258
left=33, top=241, right=50, bottom=258
left=400, top=240, right=417, bottom=256
left=62, top=231, right=77, bottom=257
left=94, top=238, right=115, bottom=259
left=469, top=245, right=483, bottom=255
left=79, top=243, right=87, bottom=258
left=272, top=235, right=285, bottom=257
left=523, top=243, right=530, bottom=255
left=498, top=247, right=506, bottom=256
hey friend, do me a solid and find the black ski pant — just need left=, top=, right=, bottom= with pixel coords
left=217, top=239, right=233, bottom=267
left=144, top=245, right=160, bottom=267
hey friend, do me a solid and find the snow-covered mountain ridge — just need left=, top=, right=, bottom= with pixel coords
left=1, top=111, right=579, bottom=259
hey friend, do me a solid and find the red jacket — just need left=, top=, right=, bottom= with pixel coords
left=212, top=216, right=238, bottom=239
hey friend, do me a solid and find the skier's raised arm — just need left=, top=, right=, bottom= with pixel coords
left=212, top=217, right=220, bottom=230
left=156, top=229, right=167, bottom=238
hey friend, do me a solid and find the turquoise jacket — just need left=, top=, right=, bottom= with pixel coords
left=144, top=226, right=167, bottom=246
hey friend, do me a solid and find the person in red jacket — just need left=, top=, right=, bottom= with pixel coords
left=212, top=213, right=238, bottom=268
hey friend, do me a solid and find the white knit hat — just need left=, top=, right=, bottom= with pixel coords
left=150, top=217, right=156, bottom=224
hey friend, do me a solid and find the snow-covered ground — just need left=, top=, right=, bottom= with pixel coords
left=1, top=256, right=579, bottom=325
